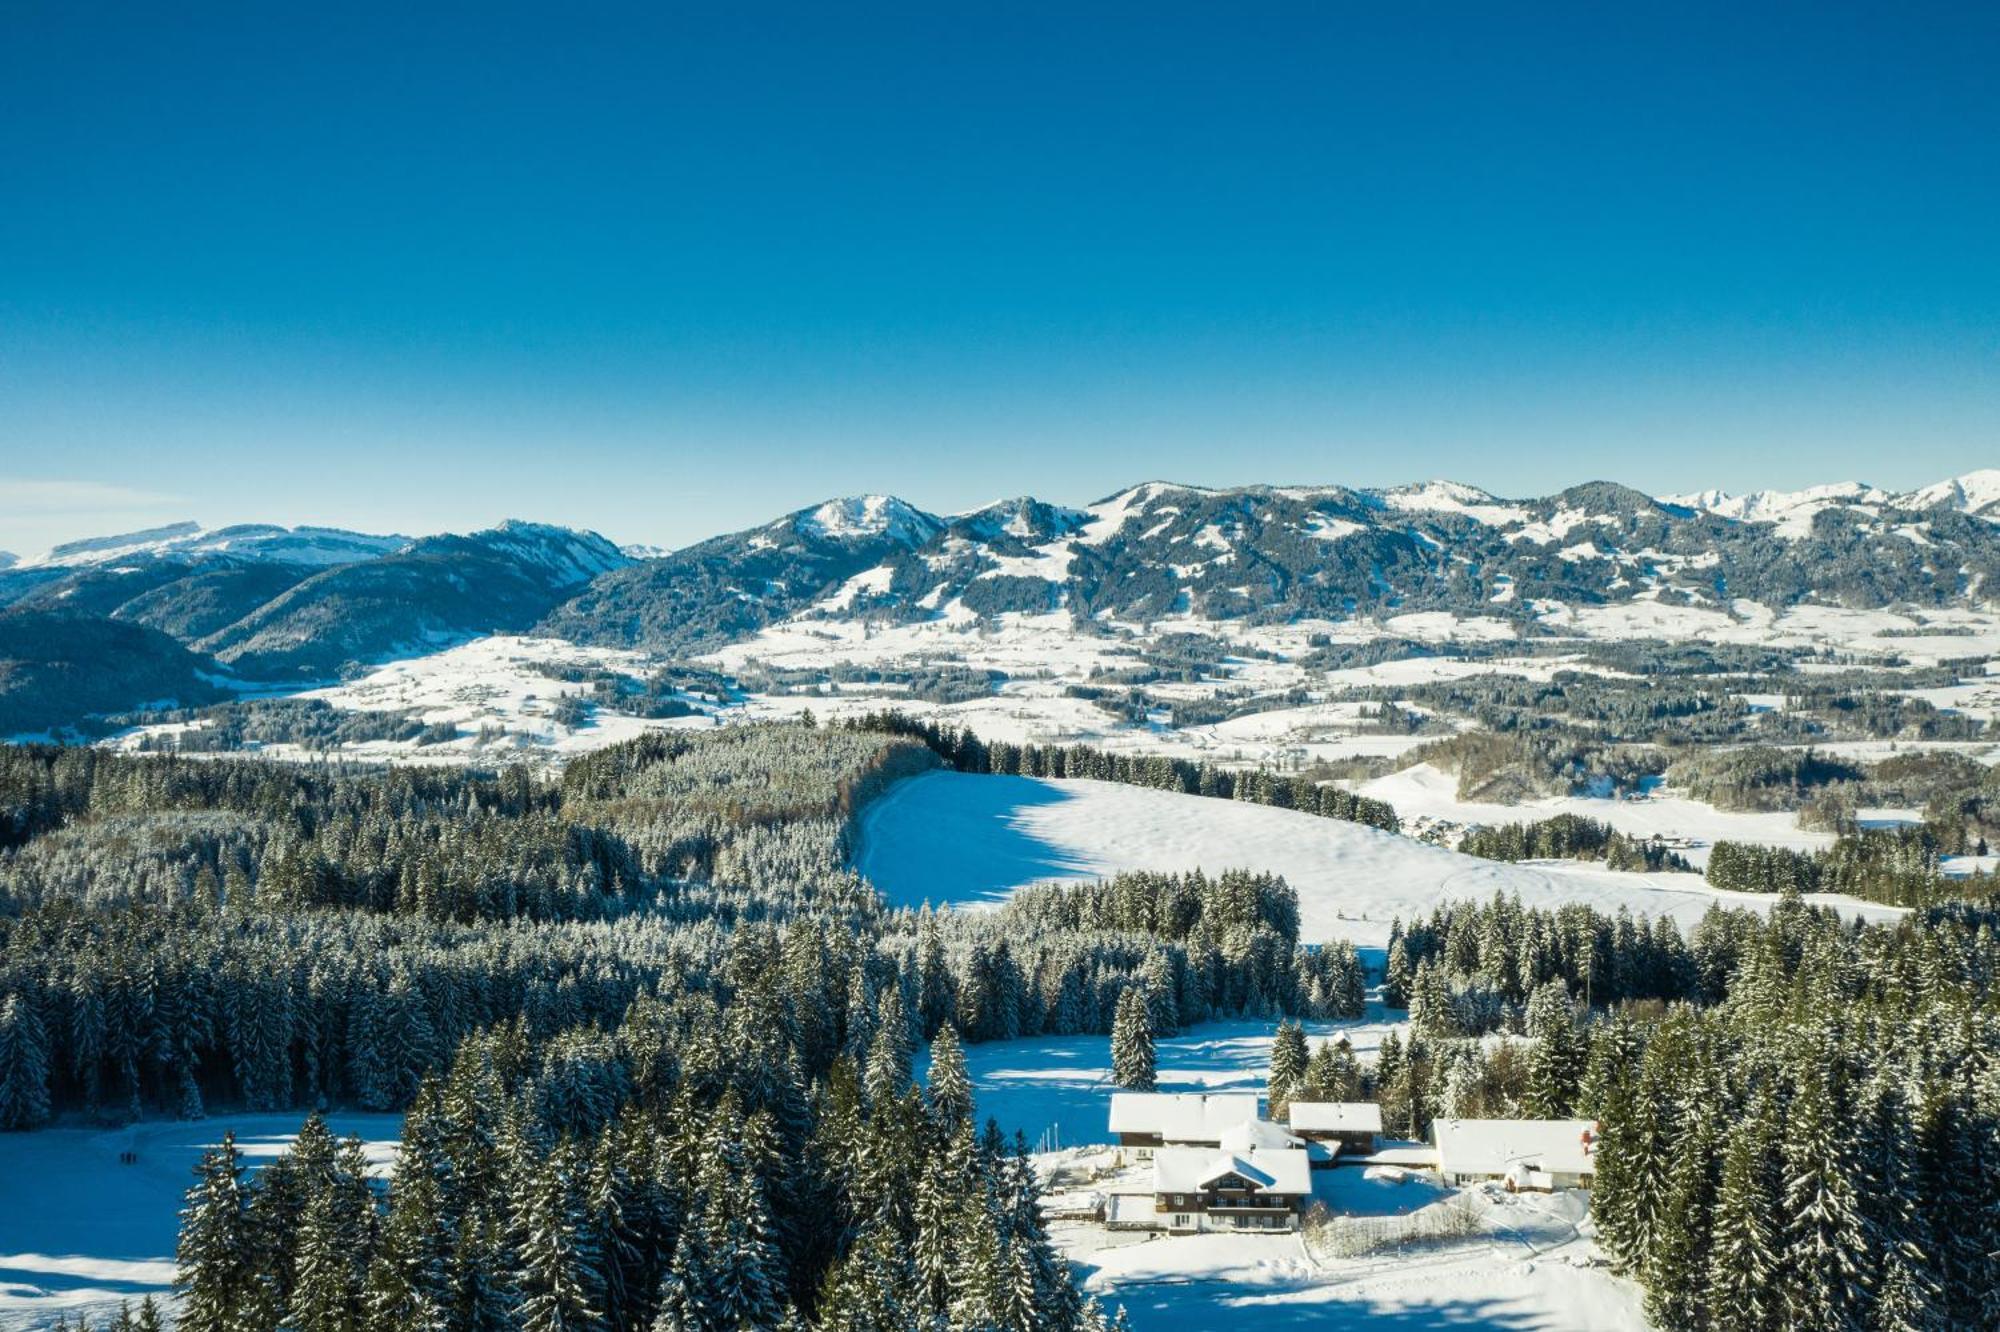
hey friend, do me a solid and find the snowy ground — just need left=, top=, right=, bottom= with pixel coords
left=934, top=1016, right=1409, bottom=1154
left=0, top=1112, right=400, bottom=1330
left=858, top=771, right=1905, bottom=950
left=87, top=591, right=2000, bottom=776
left=935, top=1017, right=1645, bottom=1331
left=1356, top=764, right=1854, bottom=869
left=1071, top=1208, right=1643, bottom=1332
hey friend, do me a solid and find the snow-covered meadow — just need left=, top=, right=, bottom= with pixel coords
left=0, top=1113, right=400, bottom=1330
left=857, top=771, right=1904, bottom=950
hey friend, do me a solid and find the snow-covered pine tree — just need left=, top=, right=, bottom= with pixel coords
left=1782, top=1060, right=1869, bottom=1331
left=1704, top=1084, right=1780, bottom=1332
left=1266, top=1019, right=1308, bottom=1120
left=1109, top=987, right=1155, bottom=1091
left=0, top=992, right=52, bottom=1130
left=175, top=1130, right=257, bottom=1332
left=924, top=1023, right=973, bottom=1137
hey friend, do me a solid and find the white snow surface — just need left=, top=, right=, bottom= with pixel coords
left=937, top=1018, right=1644, bottom=1331
left=1904, top=468, right=2000, bottom=516
left=1372, top=480, right=1529, bottom=526
left=797, top=495, right=941, bottom=544
left=20, top=521, right=409, bottom=569
left=0, top=1112, right=401, bottom=1330
left=1359, top=764, right=1837, bottom=868
left=857, top=772, right=1903, bottom=949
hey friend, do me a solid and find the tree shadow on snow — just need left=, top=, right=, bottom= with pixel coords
left=1076, top=1265, right=1554, bottom=1332
left=861, top=774, right=1101, bottom=909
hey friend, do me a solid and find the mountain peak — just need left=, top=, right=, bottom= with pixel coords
left=795, top=495, right=941, bottom=545
left=1905, top=468, right=2000, bottom=516
left=471, top=521, right=630, bottom=583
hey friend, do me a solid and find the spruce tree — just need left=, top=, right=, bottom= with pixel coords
left=924, top=1024, right=974, bottom=1138
left=1109, top=987, right=1155, bottom=1091
left=1705, top=1087, right=1779, bottom=1332
left=175, top=1130, right=257, bottom=1332
left=1267, top=1020, right=1308, bottom=1119
left=1782, top=1063, right=1868, bottom=1331
left=0, top=993, right=52, bottom=1130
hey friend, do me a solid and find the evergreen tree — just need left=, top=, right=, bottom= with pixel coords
left=0, top=993, right=51, bottom=1130
left=175, top=1131, right=258, bottom=1332
left=925, top=1024, right=974, bottom=1137
left=1706, top=1086, right=1780, bottom=1332
left=1109, top=988, right=1155, bottom=1091
left=1267, top=1020, right=1308, bottom=1119
left=1782, top=1063, right=1869, bottom=1331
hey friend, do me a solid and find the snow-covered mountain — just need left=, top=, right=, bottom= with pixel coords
left=1904, top=468, right=2000, bottom=517
left=543, top=470, right=2000, bottom=655
left=1662, top=471, right=2000, bottom=537
left=20, top=520, right=409, bottom=569
left=5, top=469, right=1998, bottom=725
left=0, top=519, right=633, bottom=687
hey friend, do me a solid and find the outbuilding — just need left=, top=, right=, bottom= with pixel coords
left=1430, top=1117, right=1598, bottom=1190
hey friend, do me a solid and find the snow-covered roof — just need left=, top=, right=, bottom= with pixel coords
left=1286, top=1102, right=1384, bottom=1135
left=1152, top=1147, right=1313, bottom=1198
left=1108, top=1092, right=1260, bottom=1143
left=1431, top=1118, right=1598, bottom=1177
left=1218, top=1118, right=1304, bottom=1152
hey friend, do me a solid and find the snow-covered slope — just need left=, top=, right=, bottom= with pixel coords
left=1906, top=467, right=2000, bottom=517
left=856, top=772, right=1904, bottom=948
left=21, top=521, right=409, bottom=569
left=1666, top=469, right=2000, bottom=535
left=1370, top=479, right=1529, bottom=526
left=478, top=519, right=630, bottom=584
left=1662, top=480, right=1888, bottom=539
left=799, top=494, right=942, bottom=544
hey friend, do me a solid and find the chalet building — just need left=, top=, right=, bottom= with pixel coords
left=1430, top=1117, right=1599, bottom=1191
left=1107, top=1092, right=1259, bottom=1158
left=1285, top=1101, right=1383, bottom=1163
left=1151, top=1147, right=1313, bottom=1233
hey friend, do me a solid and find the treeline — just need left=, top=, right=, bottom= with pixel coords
left=1666, top=746, right=1869, bottom=813
left=1585, top=899, right=2000, bottom=1330
left=1459, top=813, right=1693, bottom=872
left=840, top=712, right=1401, bottom=831
left=1708, top=826, right=1998, bottom=908
left=1398, top=728, right=1662, bottom=803
left=1348, top=886, right=2000, bottom=1328
left=0, top=729, right=936, bottom=922
left=166, top=963, right=1126, bottom=1331
left=1384, top=894, right=1715, bottom=1026
left=900, top=871, right=1366, bottom=1048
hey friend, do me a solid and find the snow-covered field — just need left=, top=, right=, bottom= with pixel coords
left=857, top=771, right=1904, bottom=950
left=1357, top=764, right=1849, bottom=868
left=1072, top=1211, right=1643, bottom=1332
left=0, top=1112, right=400, bottom=1330
left=937, top=1017, right=1645, bottom=1331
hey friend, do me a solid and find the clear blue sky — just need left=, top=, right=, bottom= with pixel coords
left=2, top=1, right=1996, bottom=553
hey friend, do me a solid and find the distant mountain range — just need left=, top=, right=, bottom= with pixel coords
left=2, top=470, right=1997, bottom=734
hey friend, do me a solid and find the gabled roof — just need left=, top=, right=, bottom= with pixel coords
left=1219, top=1118, right=1305, bottom=1152
left=1108, top=1092, right=1261, bottom=1142
left=1287, top=1101, right=1384, bottom=1135
left=1152, top=1147, right=1313, bottom=1198
left=1430, top=1118, right=1599, bottom=1177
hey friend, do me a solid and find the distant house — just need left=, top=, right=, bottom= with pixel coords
left=1285, top=1101, right=1383, bottom=1163
left=1108, top=1092, right=1260, bottom=1158
left=1430, top=1118, right=1599, bottom=1191
left=1151, top=1147, right=1313, bottom=1232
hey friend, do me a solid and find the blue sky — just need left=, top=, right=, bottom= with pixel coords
left=2, top=2, right=1996, bottom=553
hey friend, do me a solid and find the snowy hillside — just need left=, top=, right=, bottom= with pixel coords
left=19, top=521, right=409, bottom=569
left=855, top=772, right=1905, bottom=948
